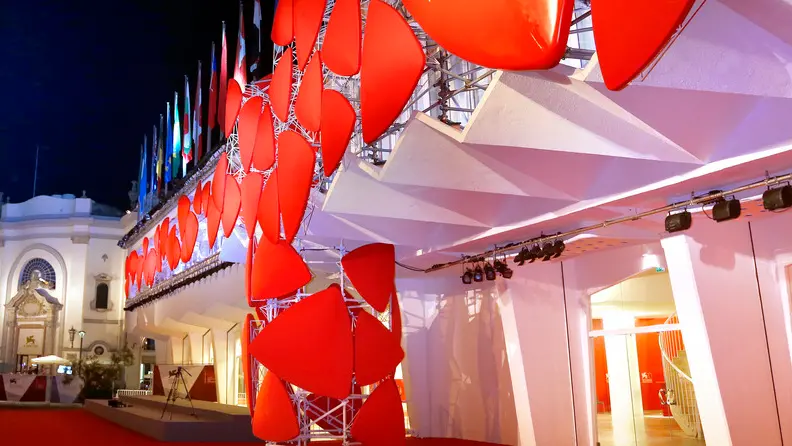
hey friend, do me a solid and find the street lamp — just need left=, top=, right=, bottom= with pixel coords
left=68, top=327, right=76, bottom=348
left=78, top=330, right=86, bottom=362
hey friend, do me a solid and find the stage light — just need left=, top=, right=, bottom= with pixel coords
left=527, top=245, right=541, bottom=263
left=484, top=263, right=497, bottom=281
left=473, top=265, right=484, bottom=282
left=541, top=243, right=556, bottom=261
left=461, top=269, right=473, bottom=284
left=494, top=260, right=514, bottom=279
left=514, top=248, right=528, bottom=266
left=712, top=198, right=741, bottom=222
left=763, top=185, right=792, bottom=211
left=665, top=211, right=692, bottom=233
left=552, top=240, right=566, bottom=258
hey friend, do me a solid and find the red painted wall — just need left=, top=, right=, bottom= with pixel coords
left=592, top=317, right=672, bottom=413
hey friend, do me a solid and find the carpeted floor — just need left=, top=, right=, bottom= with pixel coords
left=0, top=408, right=504, bottom=445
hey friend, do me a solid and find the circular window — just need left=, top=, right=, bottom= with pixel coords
left=94, top=346, right=105, bottom=356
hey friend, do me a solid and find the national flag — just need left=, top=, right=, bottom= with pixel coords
left=139, top=136, right=148, bottom=217
left=193, top=61, right=204, bottom=161
left=234, top=3, right=248, bottom=89
left=220, top=22, right=228, bottom=138
left=150, top=124, right=158, bottom=196
left=251, top=0, right=262, bottom=74
left=208, top=42, right=218, bottom=132
left=157, top=114, right=164, bottom=190
left=183, top=76, right=192, bottom=175
left=165, top=103, right=173, bottom=183
left=173, top=91, right=182, bottom=177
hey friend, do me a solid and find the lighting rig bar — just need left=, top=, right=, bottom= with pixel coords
left=424, top=170, right=792, bottom=273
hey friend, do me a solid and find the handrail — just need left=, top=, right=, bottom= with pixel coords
left=659, top=313, right=694, bottom=383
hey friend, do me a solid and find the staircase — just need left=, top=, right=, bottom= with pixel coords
left=658, top=314, right=704, bottom=439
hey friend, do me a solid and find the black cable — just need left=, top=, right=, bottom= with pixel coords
left=395, top=260, right=428, bottom=272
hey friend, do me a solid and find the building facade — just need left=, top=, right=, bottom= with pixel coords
left=0, top=194, right=128, bottom=373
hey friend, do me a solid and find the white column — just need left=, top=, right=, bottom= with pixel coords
left=497, top=262, right=576, bottom=446
left=188, top=332, right=203, bottom=364
left=602, top=313, right=644, bottom=445
left=168, top=336, right=184, bottom=364
left=662, top=221, right=782, bottom=446
left=211, top=328, right=229, bottom=405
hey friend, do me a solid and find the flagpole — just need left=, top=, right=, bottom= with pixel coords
left=32, top=144, right=40, bottom=198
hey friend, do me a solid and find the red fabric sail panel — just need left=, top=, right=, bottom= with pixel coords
left=251, top=371, right=300, bottom=442
left=350, top=378, right=406, bottom=446
left=177, top=195, right=191, bottom=235
left=238, top=96, right=263, bottom=172
left=180, top=212, right=199, bottom=263
left=222, top=175, right=242, bottom=238
left=167, top=226, right=181, bottom=270
left=207, top=199, right=222, bottom=249
left=277, top=131, right=316, bottom=244
left=341, top=243, right=395, bottom=312
left=323, top=0, right=362, bottom=76
left=402, top=0, right=572, bottom=70
left=271, top=47, right=294, bottom=122
left=354, top=310, right=405, bottom=386
left=225, top=78, right=244, bottom=137
left=153, top=226, right=161, bottom=256
left=245, top=236, right=256, bottom=306
left=251, top=238, right=311, bottom=300
left=125, top=277, right=130, bottom=297
left=125, top=252, right=133, bottom=280
left=135, top=252, right=144, bottom=287
left=293, top=0, right=327, bottom=70
left=360, top=1, right=425, bottom=144
left=240, top=171, right=264, bottom=239
left=253, top=105, right=276, bottom=171
left=212, top=155, right=228, bottom=212
left=242, top=313, right=255, bottom=417
left=201, top=181, right=212, bottom=215
left=143, top=249, right=158, bottom=286
left=591, top=0, right=695, bottom=91
left=271, top=0, right=294, bottom=46
left=193, top=183, right=203, bottom=215
left=295, top=50, right=323, bottom=133
left=159, top=218, right=170, bottom=263
left=249, top=285, right=353, bottom=399
left=257, top=170, right=280, bottom=244
left=320, top=89, right=355, bottom=176
left=143, top=237, right=150, bottom=255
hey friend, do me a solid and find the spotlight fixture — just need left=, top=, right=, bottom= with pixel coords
left=473, top=265, right=484, bottom=282
left=527, top=245, right=542, bottom=263
left=665, top=211, right=692, bottom=233
left=552, top=240, right=566, bottom=259
left=461, top=268, right=473, bottom=285
left=484, top=262, right=497, bottom=281
left=712, top=198, right=741, bottom=222
left=514, top=247, right=528, bottom=266
left=541, top=243, right=556, bottom=261
left=763, top=185, right=792, bottom=211
left=494, top=259, right=514, bottom=279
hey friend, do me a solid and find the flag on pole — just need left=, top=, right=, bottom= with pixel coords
left=219, top=22, right=228, bottom=138
left=173, top=91, right=182, bottom=177
left=165, top=103, right=173, bottom=184
left=183, top=76, right=192, bottom=175
left=193, top=61, right=204, bottom=161
left=251, top=0, right=262, bottom=75
left=208, top=43, right=218, bottom=151
left=139, top=136, right=148, bottom=217
left=151, top=124, right=158, bottom=197
left=234, top=2, right=248, bottom=89
left=157, top=114, right=164, bottom=191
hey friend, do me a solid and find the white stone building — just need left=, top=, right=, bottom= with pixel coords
left=0, top=194, right=128, bottom=372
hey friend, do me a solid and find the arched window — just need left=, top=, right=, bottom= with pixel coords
left=95, top=283, right=109, bottom=310
left=19, top=258, right=57, bottom=289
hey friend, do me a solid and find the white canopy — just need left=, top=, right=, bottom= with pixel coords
left=31, top=355, right=72, bottom=366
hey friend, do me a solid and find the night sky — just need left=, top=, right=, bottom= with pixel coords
left=0, top=1, right=273, bottom=211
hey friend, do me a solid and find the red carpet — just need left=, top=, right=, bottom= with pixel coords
left=0, top=409, right=504, bottom=445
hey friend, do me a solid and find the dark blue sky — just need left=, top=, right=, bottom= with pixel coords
left=0, top=1, right=273, bottom=210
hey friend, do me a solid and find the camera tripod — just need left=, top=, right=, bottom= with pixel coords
left=160, top=366, right=197, bottom=420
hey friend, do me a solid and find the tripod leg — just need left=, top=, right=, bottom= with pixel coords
left=161, top=375, right=176, bottom=419
left=179, top=373, right=197, bottom=418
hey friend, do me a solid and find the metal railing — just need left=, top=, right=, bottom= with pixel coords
left=658, top=313, right=704, bottom=439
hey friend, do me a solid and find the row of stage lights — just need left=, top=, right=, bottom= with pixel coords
left=460, top=239, right=566, bottom=284
left=460, top=185, right=792, bottom=283
left=665, top=184, right=792, bottom=233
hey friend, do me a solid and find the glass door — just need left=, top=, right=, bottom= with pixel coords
left=593, top=329, right=706, bottom=446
